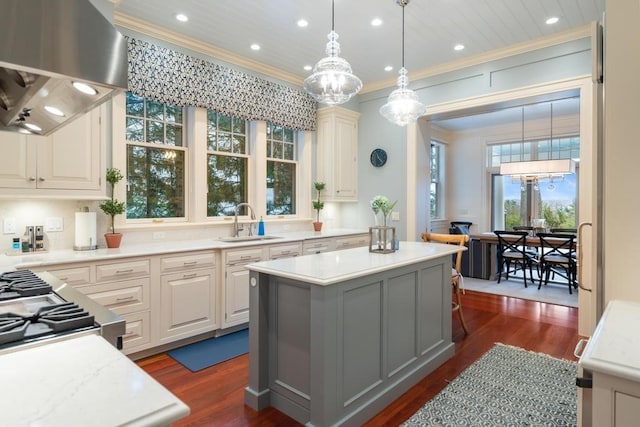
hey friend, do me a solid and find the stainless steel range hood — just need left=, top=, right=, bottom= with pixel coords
left=0, top=0, right=128, bottom=135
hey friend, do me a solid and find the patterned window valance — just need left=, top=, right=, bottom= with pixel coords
left=126, top=37, right=317, bottom=131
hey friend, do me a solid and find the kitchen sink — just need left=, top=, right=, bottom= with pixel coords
left=218, top=235, right=282, bottom=243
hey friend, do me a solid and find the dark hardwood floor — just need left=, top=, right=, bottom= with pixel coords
left=137, top=290, right=580, bottom=426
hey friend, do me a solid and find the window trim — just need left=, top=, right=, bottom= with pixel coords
left=430, top=140, right=445, bottom=220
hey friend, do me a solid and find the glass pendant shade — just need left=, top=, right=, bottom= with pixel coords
left=303, top=30, right=362, bottom=105
left=379, top=0, right=426, bottom=126
left=379, top=67, right=426, bottom=126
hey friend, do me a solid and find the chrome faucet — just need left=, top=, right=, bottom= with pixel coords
left=233, top=203, right=256, bottom=237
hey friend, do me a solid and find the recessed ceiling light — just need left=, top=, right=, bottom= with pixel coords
left=297, top=19, right=308, bottom=28
left=250, top=44, right=260, bottom=51
left=371, top=18, right=383, bottom=27
left=72, top=81, right=98, bottom=95
left=304, top=65, right=312, bottom=71
left=546, top=16, right=559, bottom=25
left=44, top=105, right=65, bottom=117
left=384, top=65, right=393, bottom=72
left=176, top=13, right=188, bottom=22
left=454, top=44, right=465, bottom=51
left=24, top=123, right=42, bottom=132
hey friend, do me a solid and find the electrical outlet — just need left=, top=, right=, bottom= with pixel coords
left=3, top=218, right=16, bottom=234
left=44, top=217, right=64, bottom=232
left=391, top=211, right=400, bottom=221
left=152, top=231, right=166, bottom=240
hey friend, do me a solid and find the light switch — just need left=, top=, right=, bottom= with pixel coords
left=44, top=217, right=64, bottom=232
left=391, top=211, right=400, bottom=221
left=3, top=218, right=16, bottom=234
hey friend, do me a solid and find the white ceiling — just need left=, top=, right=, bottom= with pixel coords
left=113, top=0, right=602, bottom=130
left=114, top=0, right=605, bottom=89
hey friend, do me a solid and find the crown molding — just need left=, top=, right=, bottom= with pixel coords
left=361, top=24, right=593, bottom=94
left=114, top=12, right=305, bottom=87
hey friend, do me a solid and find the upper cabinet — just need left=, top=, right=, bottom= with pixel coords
left=0, top=106, right=105, bottom=199
left=316, top=106, right=360, bottom=202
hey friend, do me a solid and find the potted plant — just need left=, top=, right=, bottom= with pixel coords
left=99, top=167, right=126, bottom=248
left=312, top=181, right=325, bottom=232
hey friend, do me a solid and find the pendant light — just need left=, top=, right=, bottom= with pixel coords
left=303, top=0, right=362, bottom=105
left=379, top=0, right=426, bottom=126
left=500, top=101, right=575, bottom=181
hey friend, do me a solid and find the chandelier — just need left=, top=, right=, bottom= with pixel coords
left=303, top=0, right=362, bottom=105
left=379, top=0, right=426, bottom=126
left=500, top=103, right=575, bottom=186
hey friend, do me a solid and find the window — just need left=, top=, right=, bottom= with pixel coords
left=125, top=92, right=186, bottom=219
left=206, top=111, right=248, bottom=216
left=430, top=141, right=444, bottom=218
left=266, top=122, right=297, bottom=215
left=489, top=136, right=579, bottom=230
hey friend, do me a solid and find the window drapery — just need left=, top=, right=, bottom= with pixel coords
left=127, top=37, right=317, bottom=131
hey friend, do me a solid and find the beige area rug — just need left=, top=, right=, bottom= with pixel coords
left=462, top=276, right=578, bottom=308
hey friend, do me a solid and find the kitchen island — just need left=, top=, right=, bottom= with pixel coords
left=244, top=241, right=462, bottom=426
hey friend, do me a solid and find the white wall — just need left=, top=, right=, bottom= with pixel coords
left=602, top=0, right=640, bottom=304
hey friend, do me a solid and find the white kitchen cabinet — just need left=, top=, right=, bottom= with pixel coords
left=302, top=237, right=337, bottom=255
left=268, top=242, right=302, bottom=259
left=159, top=251, right=217, bottom=343
left=579, top=300, right=640, bottom=427
left=222, top=247, right=265, bottom=328
left=335, top=233, right=369, bottom=250
left=316, top=106, right=360, bottom=201
left=0, top=106, right=104, bottom=198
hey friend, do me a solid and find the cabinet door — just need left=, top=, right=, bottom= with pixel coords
left=224, top=264, right=251, bottom=328
left=334, top=115, right=358, bottom=199
left=36, top=108, right=102, bottom=190
left=159, top=268, right=217, bottom=342
left=0, top=132, right=38, bottom=188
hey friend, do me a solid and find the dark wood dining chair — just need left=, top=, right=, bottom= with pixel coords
left=494, top=230, right=537, bottom=288
left=421, top=232, right=470, bottom=335
left=537, top=232, right=578, bottom=294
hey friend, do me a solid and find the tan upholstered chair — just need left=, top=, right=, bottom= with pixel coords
left=421, top=232, right=470, bottom=335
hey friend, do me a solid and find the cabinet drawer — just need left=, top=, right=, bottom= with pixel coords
left=121, top=311, right=151, bottom=354
left=39, top=266, right=92, bottom=286
left=225, top=248, right=264, bottom=265
left=303, top=238, right=335, bottom=254
left=96, top=259, right=150, bottom=282
left=268, top=243, right=302, bottom=259
left=76, top=277, right=150, bottom=315
left=161, top=252, right=215, bottom=272
left=335, top=235, right=369, bottom=250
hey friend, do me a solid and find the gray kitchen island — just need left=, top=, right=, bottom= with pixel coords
left=244, top=241, right=462, bottom=426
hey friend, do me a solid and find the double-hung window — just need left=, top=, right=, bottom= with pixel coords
left=430, top=141, right=444, bottom=219
left=206, top=111, right=249, bottom=217
left=125, top=92, right=186, bottom=219
left=266, top=122, right=297, bottom=215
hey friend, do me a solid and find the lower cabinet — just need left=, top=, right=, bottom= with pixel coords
left=158, top=251, right=217, bottom=344
left=222, top=247, right=264, bottom=329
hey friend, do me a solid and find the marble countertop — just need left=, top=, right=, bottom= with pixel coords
left=247, top=241, right=464, bottom=285
left=1, top=334, right=189, bottom=426
left=580, top=299, right=640, bottom=382
left=0, top=228, right=368, bottom=271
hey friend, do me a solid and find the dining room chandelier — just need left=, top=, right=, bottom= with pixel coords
left=500, top=103, right=575, bottom=184
left=379, top=0, right=426, bottom=126
left=303, top=0, right=362, bottom=105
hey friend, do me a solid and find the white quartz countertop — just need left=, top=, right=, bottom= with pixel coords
left=1, top=334, right=189, bottom=426
left=580, top=300, right=640, bottom=381
left=247, top=241, right=464, bottom=285
left=0, top=228, right=368, bottom=271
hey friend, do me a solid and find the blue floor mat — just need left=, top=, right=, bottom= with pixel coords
left=167, top=329, right=249, bottom=372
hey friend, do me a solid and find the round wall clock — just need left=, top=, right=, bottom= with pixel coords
left=370, top=148, right=388, bottom=167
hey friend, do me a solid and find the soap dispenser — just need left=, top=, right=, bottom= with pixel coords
left=258, top=217, right=265, bottom=236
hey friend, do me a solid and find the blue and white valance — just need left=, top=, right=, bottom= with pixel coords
left=127, top=37, right=317, bottom=131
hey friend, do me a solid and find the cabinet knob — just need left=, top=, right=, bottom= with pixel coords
left=38, top=177, right=45, bottom=182
left=29, top=177, right=36, bottom=181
